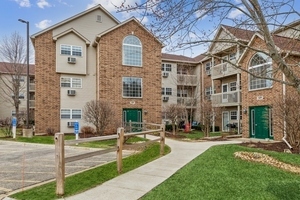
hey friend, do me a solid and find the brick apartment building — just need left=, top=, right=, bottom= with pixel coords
left=31, top=5, right=162, bottom=134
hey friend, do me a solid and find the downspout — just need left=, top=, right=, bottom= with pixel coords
left=282, top=73, right=293, bottom=149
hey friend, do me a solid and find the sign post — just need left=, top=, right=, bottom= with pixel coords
left=74, top=121, right=79, bottom=145
left=12, top=117, right=17, bottom=138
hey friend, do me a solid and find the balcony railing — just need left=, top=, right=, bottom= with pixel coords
left=211, top=91, right=241, bottom=107
left=211, top=60, right=240, bottom=79
left=177, top=75, right=198, bottom=86
left=177, top=97, right=197, bottom=107
left=29, top=100, right=35, bottom=108
left=29, top=83, right=35, bottom=91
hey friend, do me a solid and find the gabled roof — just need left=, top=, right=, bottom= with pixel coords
left=193, top=54, right=206, bottom=62
left=162, top=53, right=197, bottom=63
left=238, top=33, right=300, bottom=63
left=31, top=4, right=120, bottom=41
left=0, top=62, right=35, bottom=75
left=208, top=25, right=255, bottom=53
left=53, top=28, right=91, bottom=45
left=93, top=17, right=163, bottom=47
left=272, top=20, right=300, bottom=34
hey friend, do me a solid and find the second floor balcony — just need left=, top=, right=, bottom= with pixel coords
left=211, top=91, right=241, bottom=107
left=177, top=97, right=197, bottom=107
left=177, top=75, right=198, bottom=86
left=211, top=61, right=241, bottom=79
left=29, top=83, right=35, bottom=91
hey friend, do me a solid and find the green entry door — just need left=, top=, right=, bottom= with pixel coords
left=249, top=106, right=273, bottom=139
left=123, top=108, right=142, bottom=131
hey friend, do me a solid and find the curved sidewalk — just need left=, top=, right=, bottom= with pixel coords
left=65, top=136, right=241, bottom=200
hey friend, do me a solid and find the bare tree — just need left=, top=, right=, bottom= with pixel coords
left=0, top=32, right=27, bottom=123
left=83, top=100, right=114, bottom=136
left=119, top=0, right=300, bottom=92
left=272, top=94, right=300, bottom=148
left=164, top=104, right=185, bottom=135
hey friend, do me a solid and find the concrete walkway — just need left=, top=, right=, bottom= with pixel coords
left=64, top=136, right=241, bottom=200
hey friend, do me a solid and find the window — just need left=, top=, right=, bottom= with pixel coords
left=229, top=53, right=236, bottom=61
left=230, top=82, right=237, bottom=91
left=230, top=111, right=237, bottom=120
left=60, top=45, right=82, bottom=56
left=177, top=89, right=187, bottom=97
left=249, top=53, right=272, bottom=90
left=162, top=63, right=172, bottom=72
left=11, top=93, right=25, bottom=99
left=177, top=68, right=187, bottom=75
left=162, top=88, right=172, bottom=95
left=123, top=35, right=142, bottom=67
left=205, top=87, right=214, bottom=100
left=60, top=109, right=82, bottom=119
left=60, top=77, right=82, bottom=88
left=205, top=62, right=212, bottom=75
left=122, top=77, right=142, bottom=98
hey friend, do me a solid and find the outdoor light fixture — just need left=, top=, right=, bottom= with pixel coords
left=18, top=19, right=30, bottom=129
left=243, top=108, right=247, bottom=114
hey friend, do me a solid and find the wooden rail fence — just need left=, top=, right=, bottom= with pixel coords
left=54, top=123, right=165, bottom=196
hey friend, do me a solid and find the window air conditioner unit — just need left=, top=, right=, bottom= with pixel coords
left=67, top=90, right=76, bottom=96
left=162, top=72, right=169, bottom=77
left=163, top=96, right=169, bottom=102
left=68, top=57, right=76, bottom=64
left=67, top=122, right=75, bottom=127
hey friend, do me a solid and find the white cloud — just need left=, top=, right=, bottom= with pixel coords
left=37, top=0, right=51, bottom=9
left=228, top=6, right=245, bottom=18
left=35, top=19, right=52, bottom=29
left=14, top=0, right=31, bottom=7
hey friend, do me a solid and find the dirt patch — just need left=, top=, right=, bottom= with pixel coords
left=239, top=141, right=299, bottom=154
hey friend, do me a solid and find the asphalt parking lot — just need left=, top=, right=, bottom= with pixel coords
left=0, top=140, right=133, bottom=198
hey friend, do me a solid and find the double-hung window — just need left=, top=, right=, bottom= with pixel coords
left=162, top=64, right=172, bottom=71
left=249, top=53, right=272, bottom=90
left=162, top=88, right=172, bottom=95
left=61, top=45, right=82, bottom=57
left=60, top=109, right=82, bottom=119
left=123, top=35, right=142, bottom=67
left=205, top=62, right=212, bottom=75
left=60, top=77, right=82, bottom=88
left=122, top=77, right=142, bottom=98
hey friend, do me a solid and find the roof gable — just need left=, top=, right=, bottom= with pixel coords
left=53, top=28, right=91, bottom=45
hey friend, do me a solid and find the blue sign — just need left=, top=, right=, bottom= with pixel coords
left=12, top=117, right=17, bottom=127
left=74, top=121, right=79, bottom=134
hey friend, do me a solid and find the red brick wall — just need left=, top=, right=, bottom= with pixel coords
left=34, top=31, right=60, bottom=133
left=97, top=20, right=162, bottom=128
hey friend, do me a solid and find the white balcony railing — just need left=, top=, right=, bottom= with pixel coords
left=177, top=75, right=198, bottom=86
left=177, top=97, right=197, bottom=107
left=211, top=60, right=240, bottom=79
left=29, top=100, right=35, bottom=108
left=29, top=83, right=35, bottom=91
left=211, top=91, right=241, bottom=107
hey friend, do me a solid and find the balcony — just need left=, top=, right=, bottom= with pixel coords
left=211, top=91, right=241, bottom=107
left=29, top=100, right=35, bottom=108
left=29, top=83, right=35, bottom=91
left=177, top=97, right=197, bottom=107
left=177, top=75, right=198, bottom=86
left=211, top=60, right=240, bottom=79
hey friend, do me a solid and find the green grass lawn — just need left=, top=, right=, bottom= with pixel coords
left=141, top=144, right=300, bottom=200
left=10, top=143, right=171, bottom=200
left=177, top=130, right=221, bottom=139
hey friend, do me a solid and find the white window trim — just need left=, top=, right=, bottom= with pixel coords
left=60, top=44, right=83, bottom=57
left=122, top=36, right=142, bottom=67
left=122, top=77, right=143, bottom=98
left=60, top=109, right=82, bottom=119
left=60, top=77, right=82, bottom=88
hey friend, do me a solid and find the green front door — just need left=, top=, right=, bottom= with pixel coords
left=249, top=106, right=273, bottom=139
left=123, top=108, right=142, bottom=132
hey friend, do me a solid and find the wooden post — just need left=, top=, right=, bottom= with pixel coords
left=117, top=127, right=124, bottom=174
left=160, top=124, right=165, bottom=156
left=55, top=133, right=65, bottom=196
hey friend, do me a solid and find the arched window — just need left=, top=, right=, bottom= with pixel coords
left=249, top=53, right=272, bottom=90
left=123, top=35, right=142, bottom=67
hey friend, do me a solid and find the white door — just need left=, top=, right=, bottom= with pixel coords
left=222, top=84, right=228, bottom=103
left=222, top=111, right=230, bottom=131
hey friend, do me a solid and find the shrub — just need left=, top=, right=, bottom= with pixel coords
left=80, top=126, right=95, bottom=138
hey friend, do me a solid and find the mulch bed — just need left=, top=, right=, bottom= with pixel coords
left=239, top=141, right=300, bottom=154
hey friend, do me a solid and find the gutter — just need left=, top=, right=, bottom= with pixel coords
left=282, top=73, right=293, bottom=149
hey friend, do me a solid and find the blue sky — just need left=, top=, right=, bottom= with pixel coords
left=1, top=0, right=300, bottom=59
